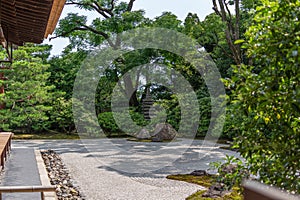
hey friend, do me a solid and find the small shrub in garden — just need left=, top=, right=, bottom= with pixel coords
left=210, top=155, right=250, bottom=191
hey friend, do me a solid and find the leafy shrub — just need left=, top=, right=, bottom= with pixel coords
left=50, top=97, right=75, bottom=133
left=229, top=0, right=300, bottom=193
left=98, top=110, right=148, bottom=135
left=210, top=155, right=250, bottom=191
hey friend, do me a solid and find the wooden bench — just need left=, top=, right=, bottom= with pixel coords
left=0, top=132, right=13, bottom=169
left=0, top=185, right=56, bottom=200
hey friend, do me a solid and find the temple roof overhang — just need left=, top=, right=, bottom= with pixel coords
left=0, top=0, right=66, bottom=46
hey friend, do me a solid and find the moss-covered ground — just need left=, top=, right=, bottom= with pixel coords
left=166, top=174, right=242, bottom=200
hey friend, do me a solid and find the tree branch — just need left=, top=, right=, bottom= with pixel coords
left=78, top=23, right=115, bottom=47
left=212, top=0, right=222, bottom=17
left=235, top=0, right=240, bottom=41
left=127, top=0, right=135, bottom=11
left=66, top=1, right=111, bottom=19
left=49, top=27, right=90, bottom=41
left=49, top=24, right=116, bottom=48
left=109, top=0, right=115, bottom=12
left=214, top=30, right=235, bottom=60
left=93, top=1, right=114, bottom=17
left=212, top=0, right=242, bottom=65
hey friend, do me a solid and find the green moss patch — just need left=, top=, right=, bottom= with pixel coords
left=167, top=174, right=242, bottom=200
left=186, top=188, right=242, bottom=200
left=127, top=138, right=153, bottom=142
left=167, top=174, right=213, bottom=187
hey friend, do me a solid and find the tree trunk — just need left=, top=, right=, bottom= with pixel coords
left=0, top=72, right=5, bottom=109
left=123, top=73, right=139, bottom=107
left=212, top=0, right=242, bottom=65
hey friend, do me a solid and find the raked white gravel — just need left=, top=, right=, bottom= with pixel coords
left=13, top=139, right=240, bottom=200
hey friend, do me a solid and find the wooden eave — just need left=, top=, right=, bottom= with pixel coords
left=0, top=0, right=66, bottom=46
left=44, top=0, right=66, bottom=38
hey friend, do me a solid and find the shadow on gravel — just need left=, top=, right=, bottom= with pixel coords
left=13, top=139, right=240, bottom=178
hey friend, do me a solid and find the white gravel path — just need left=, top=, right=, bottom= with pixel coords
left=61, top=152, right=202, bottom=200
left=13, top=139, right=240, bottom=200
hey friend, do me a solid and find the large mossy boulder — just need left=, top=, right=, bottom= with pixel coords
left=151, top=123, right=177, bottom=142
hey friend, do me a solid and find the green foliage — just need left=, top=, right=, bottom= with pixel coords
left=153, top=12, right=183, bottom=31
left=50, top=98, right=75, bottom=133
left=98, top=111, right=147, bottom=135
left=56, top=0, right=149, bottom=49
left=98, top=112, right=120, bottom=134
left=186, top=189, right=242, bottom=200
left=210, top=155, right=250, bottom=191
left=229, top=0, right=300, bottom=193
left=185, top=13, right=235, bottom=78
left=54, top=1, right=229, bottom=139
left=0, top=44, right=55, bottom=132
left=48, top=50, right=86, bottom=99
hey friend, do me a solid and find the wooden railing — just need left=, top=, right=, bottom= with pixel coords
left=0, top=132, right=13, bottom=169
left=243, top=180, right=300, bottom=200
left=0, top=185, right=56, bottom=200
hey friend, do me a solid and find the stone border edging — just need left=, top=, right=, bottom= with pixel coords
left=35, top=149, right=57, bottom=200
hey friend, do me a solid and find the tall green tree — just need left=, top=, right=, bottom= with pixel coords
left=46, top=50, right=87, bottom=133
left=0, top=44, right=54, bottom=132
left=52, top=0, right=150, bottom=107
left=52, top=1, right=225, bottom=137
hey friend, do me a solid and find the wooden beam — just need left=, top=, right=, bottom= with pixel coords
left=243, top=180, right=300, bottom=200
left=0, top=185, right=56, bottom=193
left=44, top=0, right=66, bottom=38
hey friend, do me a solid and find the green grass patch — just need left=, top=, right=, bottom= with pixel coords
left=127, top=138, right=153, bottom=142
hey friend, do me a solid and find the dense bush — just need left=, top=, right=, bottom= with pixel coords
left=49, top=97, right=75, bottom=134
left=98, top=111, right=148, bottom=136
left=230, top=0, right=300, bottom=193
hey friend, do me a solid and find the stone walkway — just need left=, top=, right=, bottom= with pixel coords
left=12, top=139, right=240, bottom=200
left=0, top=148, right=41, bottom=200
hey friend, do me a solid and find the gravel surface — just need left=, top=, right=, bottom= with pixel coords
left=13, top=139, right=240, bottom=200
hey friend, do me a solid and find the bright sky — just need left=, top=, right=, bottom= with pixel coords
left=44, top=0, right=215, bottom=56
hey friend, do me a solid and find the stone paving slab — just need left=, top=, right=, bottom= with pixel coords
left=0, top=148, right=41, bottom=200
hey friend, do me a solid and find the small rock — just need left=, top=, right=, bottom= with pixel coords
left=190, top=170, right=207, bottom=176
left=202, top=183, right=229, bottom=198
left=151, top=137, right=163, bottom=142
left=136, top=128, right=150, bottom=139
left=221, top=163, right=237, bottom=174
